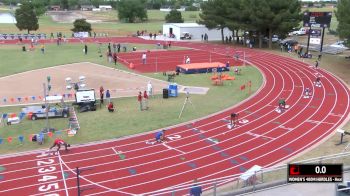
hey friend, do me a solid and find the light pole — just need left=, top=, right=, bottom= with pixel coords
left=43, top=76, right=51, bottom=133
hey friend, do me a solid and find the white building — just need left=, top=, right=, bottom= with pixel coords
left=163, top=23, right=232, bottom=41
left=99, top=5, right=112, bottom=11
left=0, top=13, right=16, bottom=24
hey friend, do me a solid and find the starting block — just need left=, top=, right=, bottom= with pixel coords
left=285, top=105, right=290, bottom=109
left=314, top=82, right=322, bottom=87
left=239, top=119, right=249, bottom=124
left=303, top=95, right=310, bottom=99
left=145, top=140, right=156, bottom=145
left=227, top=124, right=234, bottom=129
left=275, top=108, right=282, bottom=114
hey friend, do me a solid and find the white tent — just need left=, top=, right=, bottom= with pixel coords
left=163, top=23, right=232, bottom=41
left=0, top=13, right=16, bottom=24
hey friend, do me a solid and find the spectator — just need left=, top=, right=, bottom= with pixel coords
left=84, top=44, right=88, bottom=55
left=185, top=56, right=191, bottom=64
left=138, top=91, right=143, bottom=111
left=107, top=102, right=115, bottom=112
left=113, top=43, right=116, bottom=52
left=106, top=90, right=111, bottom=103
left=189, top=179, right=202, bottom=196
left=117, top=43, right=121, bottom=53
left=113, top=52, right=118, bottom=66
left=142, top=52, right=147, bottom=64
left=147, top=81, right=153, bottom=97
left=108, top=43, right=111, bottom=53
left=225, top=61, right=230, bottom=71
left=315, top=60, right=319, bottom=69
left=100, top=86, right=104, bottom=104
left=93, top=31, right=96, bottom=38
left=40, top=44, right=45, bottom=54
left=143, top=90, right=149, bottom=110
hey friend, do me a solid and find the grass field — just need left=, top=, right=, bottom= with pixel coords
left=0, top=6, right=350, bottom=193
left=0, top=66, right=262, bottom=154
left=0, top=43, right=185, bottom=77
left=0, top=8, right=200, bottom=36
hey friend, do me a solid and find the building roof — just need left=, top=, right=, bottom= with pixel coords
left=81, top=5, right=94, bottom=8
left=165, top=23, right=205, bottom=28
left=99, top=5, right=112, bottom=8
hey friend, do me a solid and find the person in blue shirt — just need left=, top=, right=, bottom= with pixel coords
left=190, top=179, right=202, bottom=196
left=106, top=89, right=111, bottom=104
left=155, top=129, right=166, bottom=143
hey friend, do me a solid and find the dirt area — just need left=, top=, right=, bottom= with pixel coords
left=0, top=62, right=168, bottom=106
left=48, top=11, right=117, bottom=23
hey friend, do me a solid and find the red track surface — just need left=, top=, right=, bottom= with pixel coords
left=0, top=37, right=349, bottom=196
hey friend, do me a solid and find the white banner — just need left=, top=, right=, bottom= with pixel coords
left=73, top=32, right=89, bottom=38
left=310, top=38, right=321, bottom=45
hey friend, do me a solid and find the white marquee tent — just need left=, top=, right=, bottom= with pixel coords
left=163, top=23, right=232, bottom=41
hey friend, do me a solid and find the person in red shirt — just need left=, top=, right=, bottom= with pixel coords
left=138, top=91, right=143, bottom=111
left=49, top=138, right=70, bottom=152
left=107, top=102, right=115, bottom=112
left=143, top=90, right=149, bottom=110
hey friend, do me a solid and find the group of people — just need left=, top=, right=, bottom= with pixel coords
left=99, top=86, right=114, bottom=112
left=201, top=33, right=209, bottom=42
left=138, top=90, right=149, bottom=111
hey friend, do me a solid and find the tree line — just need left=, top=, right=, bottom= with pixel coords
left=199, top=0, right=350, bottom=48
left=198, top=0, right=302, bottom=48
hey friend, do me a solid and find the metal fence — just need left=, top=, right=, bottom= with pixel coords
left=143, top=151, right=350, bottom=196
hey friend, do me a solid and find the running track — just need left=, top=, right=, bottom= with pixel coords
left=0, top=38, right=350, bottom=195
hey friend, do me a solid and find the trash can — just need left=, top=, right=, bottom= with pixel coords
left=168, top=83, right=178, bottom=97
left=163, top=88, right=169, bottom=99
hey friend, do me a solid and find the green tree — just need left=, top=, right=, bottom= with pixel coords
left=335, top=0, right=350, bottom=43
left=61, top=0, right=69, bottom=10
left=15, top=1, right=39, bottom=34
left=32, top=0, right=48, bottom=17
left=68, top=0, right=79, bottom=9
left=71, top=19, right=92, bottom=33
left=225, top=0, right=244, bottom=43
left=198, top=0, right=229, bottom=43
left=240, top=0, right=301, bottom=48
left=165, top=9, right=184, bottom=23
left=117, top=0, right=148, bottom=23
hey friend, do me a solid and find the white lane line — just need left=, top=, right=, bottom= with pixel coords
left=162, top=143, right=185, bottom=154
left=306, top=120, right=335, bottom=125
left=246, top=132, right=275, bottom=140
left=111, top=147, right=120, bottom=155
left=279, top=126, right=293, bottom=131
left=58, top=152, right=69, bottom=196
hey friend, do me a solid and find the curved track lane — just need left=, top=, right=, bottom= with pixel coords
left=0, top=40, right=349, bottom=196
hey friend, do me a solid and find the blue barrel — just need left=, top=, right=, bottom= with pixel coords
left=168, top=83, right=178, bottom=97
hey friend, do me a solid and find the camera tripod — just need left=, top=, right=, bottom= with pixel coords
left=178, top=92, right=196, bottom=118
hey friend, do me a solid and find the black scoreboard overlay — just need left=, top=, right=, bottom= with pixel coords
left=288, top=164, right=343, bottom=183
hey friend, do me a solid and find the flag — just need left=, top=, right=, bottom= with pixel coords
left=240, top=84, right=246, bottom=90
left=18, top=135, right=24, bottom=143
